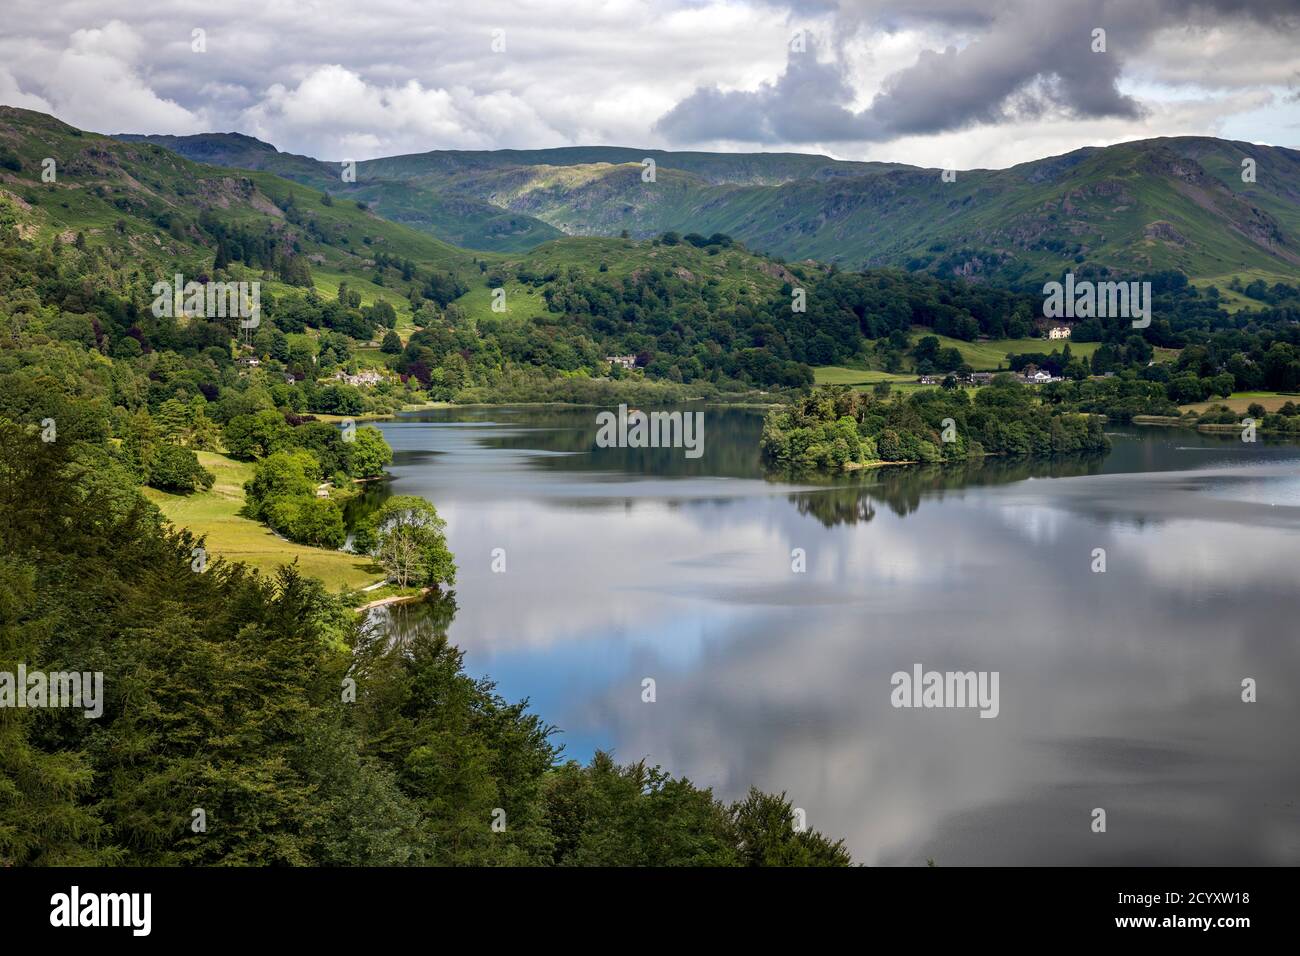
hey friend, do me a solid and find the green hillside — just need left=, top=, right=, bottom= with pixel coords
left=454, top=137, right=1300, bottom=284
left=1, top=107, right=486, bottom=318
left=116, top=131, right=563, bottom=253
left=124, top=130, right=1300, bottom=284
left=6, top=106, right=1296, bottom=413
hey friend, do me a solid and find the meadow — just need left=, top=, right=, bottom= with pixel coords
left=144, top=450, right=382, bottom=591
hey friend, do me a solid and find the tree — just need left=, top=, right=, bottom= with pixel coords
left=147, top=443, right=215, bottom=493
left=363, top=496, right=455, bottom=588
left=285, top=496, right=345, bottom=548
left=223, top=409, right=291, bottom=459
left=346, top=427, right=392, bottom=479
left=0, top=554, right=105, bottom=864
left=727, top=789, right=851, bottom=866
left=310, top=385, right=364, bottom=416
left=278, top=253, right=313, bottom=287
left=380, top=330, right=402, bottom=354
left=156, top=398, right=191, bottom=444
left=244, top=449, right=320, bottom=515
left=122, top=408, right=159, bottom=481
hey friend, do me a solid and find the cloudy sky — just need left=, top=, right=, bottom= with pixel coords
left=1, top=0, right=1297, bottom=168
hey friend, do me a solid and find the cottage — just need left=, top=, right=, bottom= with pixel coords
left=606, top=354, right=638, bottom=370
left=1048, top=326, right=1072, bottom=339
left=968, top=372, right=995, bottom=385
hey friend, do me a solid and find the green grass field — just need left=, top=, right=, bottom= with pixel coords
left=813, top=367, right=917, bottom=386
left=308, top=269, right=414, bottom=314
left=813, top=366, right=982, bottom=397
left=909, top=329, right=1102, bottom=369
left=1180, top=391, right=1299, bottom=415
left=454, top=281, right=552, bottom=326
left=144, top=451, right=381, bottom=592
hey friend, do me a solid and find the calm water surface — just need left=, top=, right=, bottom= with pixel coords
left=364, top=406, right=1300, bottom=865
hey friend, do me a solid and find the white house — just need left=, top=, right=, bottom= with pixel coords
left=606, top=354, right=638, bottom=370
left=1048, top=326, right=1072, bottom=340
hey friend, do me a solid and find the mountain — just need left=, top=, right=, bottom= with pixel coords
left=116, top=132, right=564, bottom=253
left=6, top=105, right=1298, bottom=410
left=0, top=106, right=810, bottom=347
left=121, top=129, right=1300, bottom=287
left=0, top=106, right=484, bottom=313
left=391, top=137, right=1300, bottom=283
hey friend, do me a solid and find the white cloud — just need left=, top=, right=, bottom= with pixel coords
left=238, top=65, right=565, bottom=157
left=3, top=20, right=207, bottom=135
left=0, top=1, right=1293, bottom=163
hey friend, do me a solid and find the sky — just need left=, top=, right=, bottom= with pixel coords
left=1, top=0, right=1298, bottom=169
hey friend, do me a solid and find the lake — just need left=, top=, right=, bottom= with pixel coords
left=364, top=405, right=1300, bottom=865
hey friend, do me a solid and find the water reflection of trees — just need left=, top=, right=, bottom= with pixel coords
left=787, top=453, right=1108, bottom=528
left=467, top=407, right=766, bottom=479
left=376, top=407, right=1110, bottom=530
left=359, top=589, right=459, bottom=652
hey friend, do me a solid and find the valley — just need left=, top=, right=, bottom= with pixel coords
left=3, top=102, right=1298, bottom=871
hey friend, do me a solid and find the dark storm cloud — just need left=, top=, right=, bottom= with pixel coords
left=656, top=42, right=868, bottom=143
left=656, top=0, right=1300, bottom=144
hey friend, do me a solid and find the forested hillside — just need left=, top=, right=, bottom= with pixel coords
left=126, top=127, right=1300, bottom=287
left=7, top=105, right=1300, bottom=424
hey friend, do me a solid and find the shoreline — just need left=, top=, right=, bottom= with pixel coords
left=353, top=587, right=432, bottom=612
